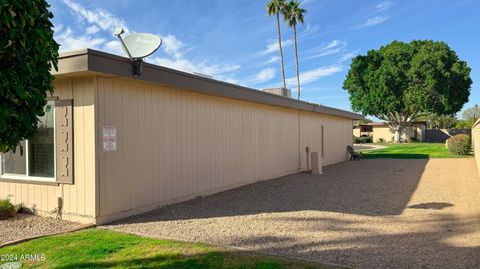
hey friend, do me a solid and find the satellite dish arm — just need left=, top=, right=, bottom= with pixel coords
left=116, top=34, right=134, bottom=60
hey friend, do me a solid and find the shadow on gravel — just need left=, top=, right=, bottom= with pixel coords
left=408, top=202, right=454, bottom=210
left=226, top=213, right=480, bottom=269
left=105, top=159, right=480, bottom=269
left=113, top=159, right=428, bottom=222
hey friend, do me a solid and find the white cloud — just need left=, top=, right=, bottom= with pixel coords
left=148, top=33, right=240, bottom=83
left=149, top=57, right=240, bottom=77
left=361, top=16, right=388, bottom=27
left=376, top=1, right=392, bottom=12
left=260, top=39, right=293, bottom=55
left=298, top=23, right=320, bottom=39
left=161, top=34, right=184, bottom=59
left=57, top=0, right=241, bottom=84
left=252, top=68, right=276, bottom=84
left=53, top=24, right=64, bottom=33
left=339, top=50, right=359, bottom=62
left=102, top=40, right=123, bottom=55
left=286, top=65, right=343, bottom=86
left=266, top=56, right=280, bottom=64
left=55, top=0, right=128, bottom=54
left=55, top=27, right=106, bottom=52
left=62, top=0, right=129, bottom=32
left=86, top=25, right=100, bottom=35
left=305, top=40, right=348, bottom=59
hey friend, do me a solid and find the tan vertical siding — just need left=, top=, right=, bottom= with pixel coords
left=96, top=77, right=352, bottom=221
left=0, top=78, right=96, bottom=221
left=473, top=120, right=480, bottom=175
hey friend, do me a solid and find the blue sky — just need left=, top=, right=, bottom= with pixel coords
left=49, top=0, right=479, bottom=117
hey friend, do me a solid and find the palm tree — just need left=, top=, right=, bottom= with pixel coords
left=266, top=0, right=287, bottom=89
left=283, top=0, right=306, bottom=100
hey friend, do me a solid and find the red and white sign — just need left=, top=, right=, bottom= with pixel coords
left=103, top=126, right=117, bottom=152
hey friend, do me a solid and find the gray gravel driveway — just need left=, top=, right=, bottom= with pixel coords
left=105, top=158, right=480, bottom=269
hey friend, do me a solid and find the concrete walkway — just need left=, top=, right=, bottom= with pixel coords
left=105, top=158, right=480, bottom=269
left=353, top=143, right=387, bottom=151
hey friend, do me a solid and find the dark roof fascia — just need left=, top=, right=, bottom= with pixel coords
left=55, top=49, right=364, bottom=120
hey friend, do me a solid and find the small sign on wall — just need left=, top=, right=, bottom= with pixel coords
left=103, top=126, right=117, bottom=152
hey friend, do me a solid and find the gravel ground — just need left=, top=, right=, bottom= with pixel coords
left=104, top=158, right=480, bottom=269
left=0, top=214, right=82, bottom=245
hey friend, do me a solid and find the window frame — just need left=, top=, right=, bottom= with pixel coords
left=0, top=101, right=57, bottom=183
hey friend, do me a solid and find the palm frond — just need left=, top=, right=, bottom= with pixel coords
left=266, top=0, right=287, bottom=16
left=282, top=0, right=306, bottom=27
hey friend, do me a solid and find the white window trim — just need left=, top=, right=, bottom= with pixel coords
left=0, top=172, right=56, bottom=183
left=0, top=102, right=57, bottom=183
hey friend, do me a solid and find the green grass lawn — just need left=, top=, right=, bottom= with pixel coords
left=0, top=229, right=343, bottom=269
left=362, top=143, right=473, bottom=159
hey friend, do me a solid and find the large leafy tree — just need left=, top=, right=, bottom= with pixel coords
left=0, top=0, right=59, bottom=152
left=267, top=0, right=287, bottom=89
left=282, top=0, right=306, bottom=100
left=343, top=40, right=471, bottom=143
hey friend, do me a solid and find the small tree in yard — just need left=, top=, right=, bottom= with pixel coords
left=459, top=104, right=480, bottom=128
left=0, top=0, right=59, bottom=153
left=462, top=104, right=480, bottom=121
left=343, top=40, right=472, bottom=143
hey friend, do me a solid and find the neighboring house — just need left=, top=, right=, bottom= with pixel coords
left=353, top=122, right=427, bottom=142
left=0, top=49, right=363, bottom=224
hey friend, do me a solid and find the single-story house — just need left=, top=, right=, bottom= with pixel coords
left=0, top=49, right=362, bottom=224
left=353, top=122, right=427, bottom=142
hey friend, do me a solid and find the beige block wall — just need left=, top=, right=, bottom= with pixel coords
left=0, top=78, right=97, bottom=222
left=353, top=128, right=360, bottom=137
left=95, top=77, right=352, bottom=222
left=372, top=125, right=423, bottom=142
left=372, top=126, right=394, bottom=142
left=473, top=121, right=480, bottom=175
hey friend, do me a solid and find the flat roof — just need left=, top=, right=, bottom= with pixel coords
left=54, top=49, right=363, bottom=120
left=355, top=121, right=427, bottom=128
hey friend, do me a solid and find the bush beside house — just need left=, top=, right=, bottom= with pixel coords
left=0, top=197, right=16, bottom=219
left=446, top=134, right=471, bottom=155
left=354, top=135, right=373, bottom=144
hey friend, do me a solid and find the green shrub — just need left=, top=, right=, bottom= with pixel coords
left=447, top=134, right=471, bottom=155
left=409, top=136, right=420, bottom=143
left=0, top=196, right=16, bottom=219
left=353, top=135, right=373, bottom=144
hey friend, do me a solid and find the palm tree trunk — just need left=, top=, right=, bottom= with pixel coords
left=293, top=24, right=300, bottom=100
left=276, top=13, right=286, bottom=89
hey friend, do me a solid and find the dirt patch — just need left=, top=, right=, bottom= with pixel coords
left=104, top=158, right=480, bottom=269
left=0, top=214, right=84, bottom=246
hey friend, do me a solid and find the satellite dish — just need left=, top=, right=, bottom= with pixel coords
left=114, top=27, right=162, bottom=77
left=122, top=33, right=161, bottom=58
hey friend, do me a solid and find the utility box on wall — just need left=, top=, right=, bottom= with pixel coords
left=311, top=152, right=323, bottom=175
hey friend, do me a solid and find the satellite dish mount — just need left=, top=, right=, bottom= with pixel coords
left=114, top=27, right=162, bottom=78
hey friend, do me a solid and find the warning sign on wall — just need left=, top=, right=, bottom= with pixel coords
left=103, top=126, right=117, bottom=152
